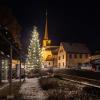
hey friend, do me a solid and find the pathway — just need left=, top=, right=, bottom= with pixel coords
left=19, top=78, right=47, bottom=100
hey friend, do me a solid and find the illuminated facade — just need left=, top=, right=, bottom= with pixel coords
left=42, top=12, right=59, bottom=68
left=42, top=13, right=91, bottom=68
left=58, top=42, right=91, bottom=68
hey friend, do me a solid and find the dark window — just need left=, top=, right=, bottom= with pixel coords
left=69, top=54, right=72, bottom=58
left=74, top=54, right=77, bottom=58
left=63, top=62, right=64, bottom=66
left=98, top=66, right=100, bottom=70
left=63, top=55, right=64, bottom=59
left=85, top=54, right=88, bottom=58
left=60, top=50, right=63, bottom=52
left=59, top=63, right=60, bottom=66
left=59, top=56, right=60, bottom=60
left=80, top=54, right=82, bottom=58
left=49, top=62, right=50, bottom=65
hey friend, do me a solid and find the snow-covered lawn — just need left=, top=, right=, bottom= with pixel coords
left=0, top=79, right=24, bottom=90
left=19, top=78, right=47, bottom=100
left=0, top=83, right=9, bottom=90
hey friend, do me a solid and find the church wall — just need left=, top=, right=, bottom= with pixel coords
left=42, top=49, right=52, bottom=61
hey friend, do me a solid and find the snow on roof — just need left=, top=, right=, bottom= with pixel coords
left=52, top=48, right=59, bottom=55
left=46, top=55, right=53, bottom=61
left=61, top=42, right=90, bottom=53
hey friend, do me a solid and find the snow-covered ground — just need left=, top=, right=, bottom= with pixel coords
left=19, top=78, right=47, bottom=100
left=0, top=83, right=9, bottom=90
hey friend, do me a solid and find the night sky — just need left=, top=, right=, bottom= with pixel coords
left=1, top=0, right=100, bottom=53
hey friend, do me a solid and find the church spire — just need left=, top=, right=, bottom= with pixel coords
left=42, top=10, right=51, bottom=47
left=44, top=10, right=48, bottom=40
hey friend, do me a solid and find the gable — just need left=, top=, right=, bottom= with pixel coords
left=58, top=43, right=66, bottom=54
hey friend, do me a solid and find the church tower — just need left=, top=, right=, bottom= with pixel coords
left=42, top=11, right=59, bottom=68
left=42, top=11, right=51, bottom=47
left=42, top=11, right=52, bottom=61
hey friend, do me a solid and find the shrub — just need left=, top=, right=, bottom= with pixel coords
left=54, top=74, right=63, bottom=80
left=39, top=77, right=100, bottom=100
left=83, top=86, right=100, bottom=96
left=39, top=77, right=59, bottom=90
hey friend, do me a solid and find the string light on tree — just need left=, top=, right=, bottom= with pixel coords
left=26, top=26, right=43, bottom=72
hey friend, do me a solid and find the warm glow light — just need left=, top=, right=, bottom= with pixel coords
left=26, top=26, right=44, bottom=71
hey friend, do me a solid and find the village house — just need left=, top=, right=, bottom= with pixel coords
left=57, top=42, right=91, bottom=68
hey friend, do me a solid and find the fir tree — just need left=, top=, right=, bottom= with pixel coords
left=27, top=26, right=43, bottom=72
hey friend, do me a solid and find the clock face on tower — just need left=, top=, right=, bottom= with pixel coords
left=43, top=39, right=51, bottom=47
left=47, top=40, right=51, bottom=45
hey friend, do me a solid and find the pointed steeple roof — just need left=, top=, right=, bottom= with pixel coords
left=44, top=10, right=48, bottom=40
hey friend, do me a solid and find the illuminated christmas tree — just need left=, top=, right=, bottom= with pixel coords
left=27, top=26, right=43, bottom=72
